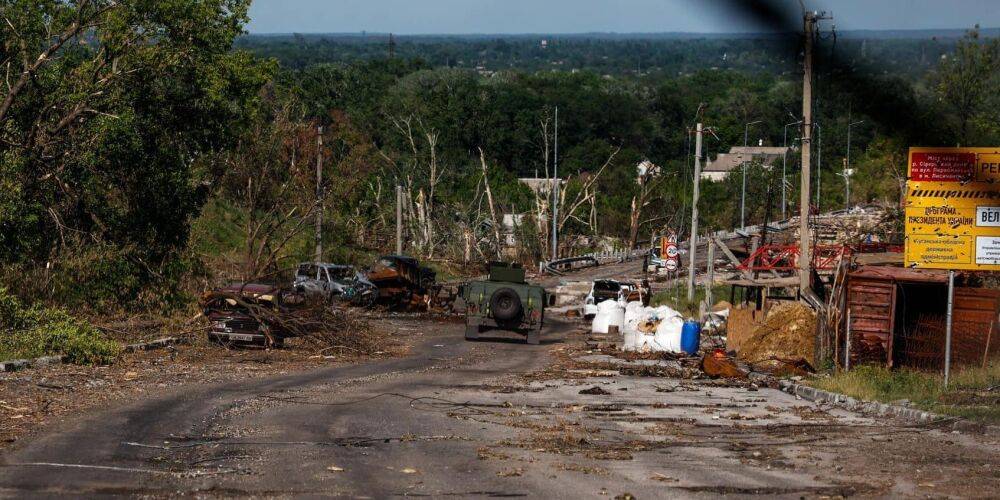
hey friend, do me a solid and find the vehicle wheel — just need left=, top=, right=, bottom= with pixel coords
left=353, top=287, right=377, bottom=308
left=490, top=287, right=523, bottom=323
left=465, top=323, right=480, bottom=341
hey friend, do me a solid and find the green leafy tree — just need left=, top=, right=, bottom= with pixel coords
left=933, top=28, right=1000, bottom=145
left=1, top=0, right=272, bottom=306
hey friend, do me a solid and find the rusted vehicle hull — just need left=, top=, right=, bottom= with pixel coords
left=366, top=255, right=436, bottom=308
left=201, top=283, right=302, bottom=348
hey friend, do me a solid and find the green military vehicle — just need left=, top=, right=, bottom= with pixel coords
left=460, top=262, right=549, bottom=344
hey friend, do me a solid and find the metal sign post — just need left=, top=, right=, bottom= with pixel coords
left=945, top=270, right=955, bottom=387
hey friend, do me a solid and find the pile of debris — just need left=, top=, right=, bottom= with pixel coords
left=201, top=287, right=384, bottom=355
left=737, top=301, right=816, bottom=373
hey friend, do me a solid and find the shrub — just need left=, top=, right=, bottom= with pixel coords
left=0, top=288, right=121, bottom=365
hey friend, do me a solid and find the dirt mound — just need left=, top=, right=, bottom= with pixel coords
left=738, top=302, right=816, bottom=367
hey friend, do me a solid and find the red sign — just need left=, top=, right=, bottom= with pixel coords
left=909, top=152, right=976, bottom=182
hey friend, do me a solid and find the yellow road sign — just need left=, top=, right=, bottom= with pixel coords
left=905, top=147, right=1000, bottom=270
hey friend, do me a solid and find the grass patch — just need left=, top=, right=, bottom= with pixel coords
left=0, top=288, right=121, bottom=365
left=651, top=282, right=731, bottom=317
left=809, top=364, right=1000, bottom=424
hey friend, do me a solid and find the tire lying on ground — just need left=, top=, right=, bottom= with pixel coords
left=489, top=287, right=523, bottom=324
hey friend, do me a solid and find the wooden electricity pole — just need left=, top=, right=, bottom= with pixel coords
left=315, top=126, right=323, bottom=262
left=687, top=123, right=703, bottom=303
left=551, top=106, right=559, bottom=261
left=798, top=11, right=817, bottom=294
left=396, top=185, right=403, bottom=255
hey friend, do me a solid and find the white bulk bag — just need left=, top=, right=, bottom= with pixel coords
left=591, top=300, right=624, bottom=334
left=623, top=302, right=646, bottom=330
left=650, top=315, right=684, bottom=352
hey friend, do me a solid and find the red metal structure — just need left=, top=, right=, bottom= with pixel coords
left=737, top=244, right=851, bottom=272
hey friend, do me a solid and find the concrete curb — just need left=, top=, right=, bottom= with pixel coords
left=778, top=380, right=995, bottom=434
left=0, top=355, right=66, bottom=372
left=123, top=337, right=181, bottom=353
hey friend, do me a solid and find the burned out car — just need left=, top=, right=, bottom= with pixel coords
left=201, top=283, right=305, bottom=347
left=583, top=279, right=623, bottom=319
left=294, top=262, right=376, bottom=307
left=366, top=255, right=437, bottom=308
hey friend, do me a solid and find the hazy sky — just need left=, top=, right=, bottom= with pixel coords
left=247, top=0, right=1000, bottom=34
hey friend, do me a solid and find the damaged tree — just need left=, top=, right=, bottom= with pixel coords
left=378, top=115, right=445, bottom=259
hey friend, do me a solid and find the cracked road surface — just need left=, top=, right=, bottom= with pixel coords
left=0, top=264, right=997, bottom=498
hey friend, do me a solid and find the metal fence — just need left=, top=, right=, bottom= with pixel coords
left=896, top=313, right=998, bottom=370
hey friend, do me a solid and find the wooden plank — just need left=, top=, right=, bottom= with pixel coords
left=713, top=237, right=753, bottom=281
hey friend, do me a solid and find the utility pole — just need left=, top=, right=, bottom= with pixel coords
left=846, top=119, right=864, bottom=210
left=551, top=106, right=559, bottom=261
left=314, top=126, right=323, bottom=262
left=740, top=120, right=762, bottom=228
left=395, top=185, right=403, bottom=254
left=842, top=158, right=850, bottom=210
left=687, top=123, right=703, bottom=303
left=814, top=122, right=823, bottom=210
left=705, top=237, right=715, bottom=308
left=799, top=9, right=824, bottom=294
left=782, top=119, right=802, bottom=220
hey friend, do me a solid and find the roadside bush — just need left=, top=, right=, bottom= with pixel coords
left=0, top=241, right=202, bottom=315
left=0, top=288, right=121, bottom=364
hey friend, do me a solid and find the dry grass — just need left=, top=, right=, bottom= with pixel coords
left=809, top=362, right=1000, bottom=424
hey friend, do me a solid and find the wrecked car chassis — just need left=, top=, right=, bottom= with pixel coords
left=202, top=283, right=305, bottom=347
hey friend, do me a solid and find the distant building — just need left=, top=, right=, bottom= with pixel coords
left=518, top=178, right=564, bottom=196
left=702, top=146, right=791, bottom=181
left=636, top=160, right=660, bottom=183
left=501, top=213, right=526, bottom=246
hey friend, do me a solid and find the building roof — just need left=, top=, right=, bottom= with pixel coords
left=518, top=178, right=564, bottom=195
left=704, top=146, right=791, bottom=173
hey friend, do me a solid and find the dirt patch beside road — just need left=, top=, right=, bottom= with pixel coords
left=0, top=314, right=435, bottom=450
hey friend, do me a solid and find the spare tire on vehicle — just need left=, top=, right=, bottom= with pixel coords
left=490, top=287, right=523, bottom=324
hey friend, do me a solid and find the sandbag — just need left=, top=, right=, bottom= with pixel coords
left=592, top=300, right=625, bottom=334
left=623, top=301, right=645, bottom=326
left=623, top=329, right=641, bottom=351
left=650, top=315, right=684, bottom=352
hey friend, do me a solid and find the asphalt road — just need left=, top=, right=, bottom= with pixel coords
left=0, top=320, right=564, bottom=497
left=1, top=260, right=997, bottom=498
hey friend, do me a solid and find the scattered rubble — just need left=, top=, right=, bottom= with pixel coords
left=702, top=351, right=748, bottom=379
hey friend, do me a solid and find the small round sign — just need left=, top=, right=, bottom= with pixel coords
left=664, top=259, right=678, bottom=271
left=665, top=245, right=679, bottom=258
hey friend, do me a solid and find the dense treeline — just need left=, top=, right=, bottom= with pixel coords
left=2, top=1, right=999, bottom=315
left=237, top=32, right=966, bottom=79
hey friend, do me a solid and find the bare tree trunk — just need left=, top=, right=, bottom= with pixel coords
left=424, top=131, right=439, bottom=258
left=479, top=148, right=503, bottom=258
left=463, top=226, right=473, bottom=264
left=628, top=195, right=642, bottom=250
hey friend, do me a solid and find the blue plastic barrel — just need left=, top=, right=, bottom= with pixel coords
left=680, top=320, right=701, bottom=355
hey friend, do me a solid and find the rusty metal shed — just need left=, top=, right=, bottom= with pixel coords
left=843, top=266, right=999, bottom=368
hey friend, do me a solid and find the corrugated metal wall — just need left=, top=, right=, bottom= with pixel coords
left=845, top=276, right=999, bottom=369
left=846, top=278, right=896, bottom=367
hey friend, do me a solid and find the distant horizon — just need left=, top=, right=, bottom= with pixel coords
left=243, top=26, right=999, bottom=38
left=247, top=0, right=1000, bottom=36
